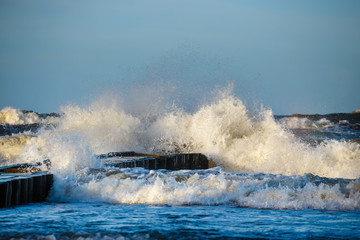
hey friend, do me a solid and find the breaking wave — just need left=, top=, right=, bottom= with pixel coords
left=279, top=117, right=333, bottom=129
left=2, top=90, right=360, bottom=179
left=49, top=167, right=360, bottom=210
left=1, top=87, right=359, bottom=210
left=0, top=107, right=58, bottom=125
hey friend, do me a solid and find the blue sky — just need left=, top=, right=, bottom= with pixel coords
left=1, top=0, right=359, bottom=114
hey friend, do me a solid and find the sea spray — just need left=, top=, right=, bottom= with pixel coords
left=0, top=107, right=42, bottom=125
left=0, top=107, right=59, bottom=125
left=279, top=117, right=333, bottom=129
left=57, top=103, right=141, bottom=154
left=142, top=95, right=360, bottom=178
left=2, top=90, right=360, bottom=179
left=0, top=134, right=35, bottom=162
left=0, top=88, right=359, bottom=210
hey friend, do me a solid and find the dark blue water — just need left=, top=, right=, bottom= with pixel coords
left=1, top=202, right=359, bottom=239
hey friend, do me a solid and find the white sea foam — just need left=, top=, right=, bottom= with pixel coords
left=0, top=107, right=39, bottom=124
left=279, top=117, right=333, bottom=129
left=0, top=134, right=35, bottom=164
left=7, top=89, right=360, bottom=179
left=2, top=87, right=359, bottom=209
left=48, top=168, right=360, bottom=210
left=0, top=107, right=58, bottom=125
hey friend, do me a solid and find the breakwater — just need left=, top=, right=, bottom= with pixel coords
left=0, top=165, right=53, bottom=208
left=100, top=152, right=214, bottom=170
left=0, top=152, right=213, bottom=208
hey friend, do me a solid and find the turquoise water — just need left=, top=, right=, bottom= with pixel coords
left=1, top=203, right=359, bottom=239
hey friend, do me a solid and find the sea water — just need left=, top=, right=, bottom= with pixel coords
left=1, top=203, right=359, bottom=239
left=0, top=91, right=359, bottom=239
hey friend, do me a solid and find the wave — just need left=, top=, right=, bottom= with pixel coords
left=0, top=107, right=59, bottom=125
left=279, top=117, right=333, bottom=129
left=48, top=167, right=360, bottom=210
left=278, top=112, right=360, bottom=131
left=0, top=134, right=35, bottom=163
left=1, top=88, right=359, bottom=209
left=3, top=90, right=360, bottom=179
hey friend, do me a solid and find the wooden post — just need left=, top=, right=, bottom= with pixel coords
left=0, top=181, right=11, bottom=208
left=10, top=178, right=21, bottom=206
left=19, top=178, right=29, bottom=204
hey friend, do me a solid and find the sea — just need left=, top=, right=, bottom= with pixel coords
left=0, top=93, right=359, bottom=239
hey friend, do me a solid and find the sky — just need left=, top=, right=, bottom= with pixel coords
left=1, top=0, right=359, bottom=115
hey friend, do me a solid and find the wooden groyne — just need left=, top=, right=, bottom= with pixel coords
left=100, top=152, right=216, bottom=170
left=0, top=152, right=213, bottom=208
left=0, top=164, right=53, bottom=208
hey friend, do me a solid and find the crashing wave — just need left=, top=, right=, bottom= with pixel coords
left=0, top=107, right=59, bottom=125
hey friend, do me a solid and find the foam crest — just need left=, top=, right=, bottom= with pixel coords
left=3, top=88, right=358, bottom=209
left=0, top=107, right=57, bottom=125
left=279, top=117, right=332, bottom=129
left=0, top=107, right=38, bottom=124
left=57, top=103, right=142, bottom=154
left=0, top=134, right=35, bottom=165
left=145, top=96, right=359, bottom=179
left=48, top=168, right=360, bottom=210
left=3, top=102, right=141, bottom=169
left=15, top=128, right=101, bottom=175
left=147, top=95, right=254, bottom=153
left=4, top=87, right=357, bottom=181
